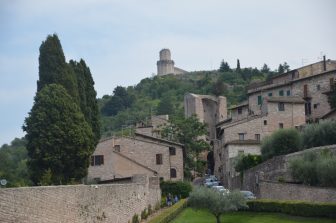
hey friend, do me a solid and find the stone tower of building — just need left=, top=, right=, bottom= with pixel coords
left=157, top=49, right=175, bottom=75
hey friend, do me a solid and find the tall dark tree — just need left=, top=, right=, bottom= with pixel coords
left=236, top=59, right=241, bottom=72
left=101, top=86, right=134, bottom=116
left=278, top=64, right=284, bottom=74
left=261, top=63, right=270, bottom=73
left=70, top=59, right=101, bottom=145
left=23, top=84, right=94, bottom=185
left=157, top=94, right=175, bottom=115
left=37, top=34, right=79, bottom=103
left=219, top=60, right=231, bottom=72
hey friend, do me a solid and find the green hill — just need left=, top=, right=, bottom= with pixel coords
left=99, top=66, right=276, bottom=138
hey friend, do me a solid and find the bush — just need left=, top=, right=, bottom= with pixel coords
left=261, top=128, right=301, bottom=160
left=141, top=209, right=148, bottom=220
left=301, top=120, right=336, bottom=149
left=289, top=150, right=336, bottom=187
left=147, top=199, right=187, bottom=223
left=132, top=213, right=139, bottom=223
left=247, top=199, right=336, bottom=218
left=234, top=154, right=262, bottom=173
left=160, top=181, right=192, bottom=199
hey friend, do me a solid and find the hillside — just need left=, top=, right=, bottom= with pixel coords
left=99, top=66, right=277, bottom=138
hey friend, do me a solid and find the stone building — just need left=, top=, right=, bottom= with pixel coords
left=88, top=132, right=183, bottom=182
left=157, top=49, right=187, bottom=76
left=214, top=97, right=306, bottom=188
left=247, top=58, right=336, bottom=122
left=184, top=93, right=227, bottom=141
left=135, top=115, right=169, bottom=138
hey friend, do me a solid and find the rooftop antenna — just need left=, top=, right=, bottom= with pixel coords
left=317, top=51, right=324, bottom=61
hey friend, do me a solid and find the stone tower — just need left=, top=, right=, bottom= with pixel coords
left=157, top=49, right=175, bottom=75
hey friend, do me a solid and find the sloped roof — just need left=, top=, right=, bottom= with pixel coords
left=225, top=139, right=260, bottom=146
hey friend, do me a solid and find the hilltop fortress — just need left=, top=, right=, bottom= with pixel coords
left=157, top=49, right=187, bottom=76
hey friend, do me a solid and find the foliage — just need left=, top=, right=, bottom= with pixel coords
left=101, top=86, right=134, bottom=116
left=247, top=199, right=336, bottom=218
left=141, top=209, right=148, bottom=220
left=171, top=208, right=336, bottom=223
left=23, top=84, right=94, bottom=185
left=160, top=181, right=192, bottom=199
left=132, top=213, right=140, bottom=223
left=0, top=138, right=31, bottom=187
left=289, top=149, right=336, bottom=187
left=277, top=62, right=290, bottom=74
left=161, top=115, right=210, bottom=178
left=188, top=187, right=247, bottom=223
left=301, top=120, right=336, bottom=149
left=37, top=34, right=79, bottom=103
left=147, top=199, right=187, bottom=223
left=69, top=59, right=101, bottom=145
left=234, top=154, right=262, bottom=173
left=261, top=128, right=301, bottom=160
left=219, top=60, right=231, bottom=72
left=236, top=59, right=241, bottom=72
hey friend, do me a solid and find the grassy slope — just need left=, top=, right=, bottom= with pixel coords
left=171, top=208, right=336, bottom=223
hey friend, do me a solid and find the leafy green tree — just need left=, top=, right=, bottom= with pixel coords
left=101, top=86, right=134, bottom=116
left=261, top=128, right=301, bottom=160
left=301, top=120, right=336, bottom=149
left=212, top=79, right=227, bottom=96
left=261, top=64, right=270, bottom=73
left=219, top=60, right=231, bottom=72
left=157, top=94, right=175, bottom=115
left=23, top=84, right=94, bottom=185
left=0, top=138, right=31, bottom=187
left=278, top=64, right=284, bottom=74
left=69, top=59, right=101, bottom=145
left=161, top=115, right=210, bottom=178
left=37, top=34, right=79, bottom=103
left=188, top=187, right=247, bottom=223
left=234, top=154, right=262, bottom=173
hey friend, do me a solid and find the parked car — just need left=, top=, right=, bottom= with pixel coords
left=212, top=185, right=230, bottom=194
left=203, top=178, right=219, bottom=187
left=240, top=190, right=256, bottom=200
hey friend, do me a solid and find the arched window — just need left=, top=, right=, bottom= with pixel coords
left=170, top=168, right=177, bottom=178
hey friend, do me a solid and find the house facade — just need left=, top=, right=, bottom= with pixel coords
left=88, top=132, right=184, bottom=182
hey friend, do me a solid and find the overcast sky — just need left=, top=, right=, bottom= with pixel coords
left=1, top=0, right=336, bottom=146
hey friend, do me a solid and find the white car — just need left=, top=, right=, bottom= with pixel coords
left=212, top=186, right=230, bottom=194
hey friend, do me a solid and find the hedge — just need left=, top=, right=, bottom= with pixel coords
left=147, top=199, right=188, bottom=223
left=160, top=181, right=192, bottom=199
left=246, top=199, right=336, bottom=218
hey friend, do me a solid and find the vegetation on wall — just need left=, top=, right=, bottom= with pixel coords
left=289, top=149, right=336, bottom=187
left=234, top=154, right=262, bottom=174
left=261, top=128, right=301, bottom=160
left=301, top=120, right=336, bottom=149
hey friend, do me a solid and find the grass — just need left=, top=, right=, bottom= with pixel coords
left=171, top=208, right=336, bottom=223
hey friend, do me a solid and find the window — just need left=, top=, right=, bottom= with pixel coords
left=304, top=85, right=308, bottom=98
left=90, top=155, right=104, bottom=166
left=279, top=123, right=284, bottom=129
left=264, top=120, right=267, bottom=125
left=169, top=147, right=176, bottom=156
left=316, top=85, right=320, bottom=91
left=278, top=102, right=285, bottom=111
left=170, top=168, right=177, bottom=178
left=156, top=154, right=163, bottom=165
left=255, top=134, right=260, bottom=142
left=114, top=145, right=121, bottom=152
left=314, top=103, right=319, bottom=109
left=268, top=92, right=273, bottom=97
left=257, top=95, right=262, bottom=105
left=238, top=107, right=242, bottom=115
left=286, top=90, right=291, bottom=96
left=279, top=90, right=284, bottom=96
left=238, top=133, right=244, bottom=141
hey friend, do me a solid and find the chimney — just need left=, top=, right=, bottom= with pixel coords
left=323, top=55, right=326, bottom=71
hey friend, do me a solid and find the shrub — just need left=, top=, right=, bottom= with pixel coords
left=148, top=204, right=152, bottom=216
left=141, top=209, right=148, bottom=220
left=247, top=199, right=336, bottom=218
left=147, top=199, right=187, bottom=223
left=261, top=128, right=301, bottom=160
left=289, top=150, right=336, bottom=187
left=160, top=181, right=192, bottom=199
left=234, top=154, right=262, bottom=173
left=132, top=214, right=139, bottom=223
left=301, top=120, right=336, bottom=149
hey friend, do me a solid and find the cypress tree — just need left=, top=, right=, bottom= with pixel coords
left=70, top=59, right=101, bottom=145
left=236, top=59, right=241, bottom=72
left=37, top=34, right=79, bottom=103
left=23, top=84, right=94, bottom=185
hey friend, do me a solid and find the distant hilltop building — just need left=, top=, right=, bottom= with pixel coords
left=157, top=48, right=187, bottom=76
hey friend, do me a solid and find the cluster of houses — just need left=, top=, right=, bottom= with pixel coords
left=88, top=58, right=336, bottom=188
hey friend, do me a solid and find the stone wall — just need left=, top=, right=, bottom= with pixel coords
left=258, top=181, right=336, bottom=203
left=0, top=175, right=161, bottom=223
left=234, top=145, right=336, bottom=202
